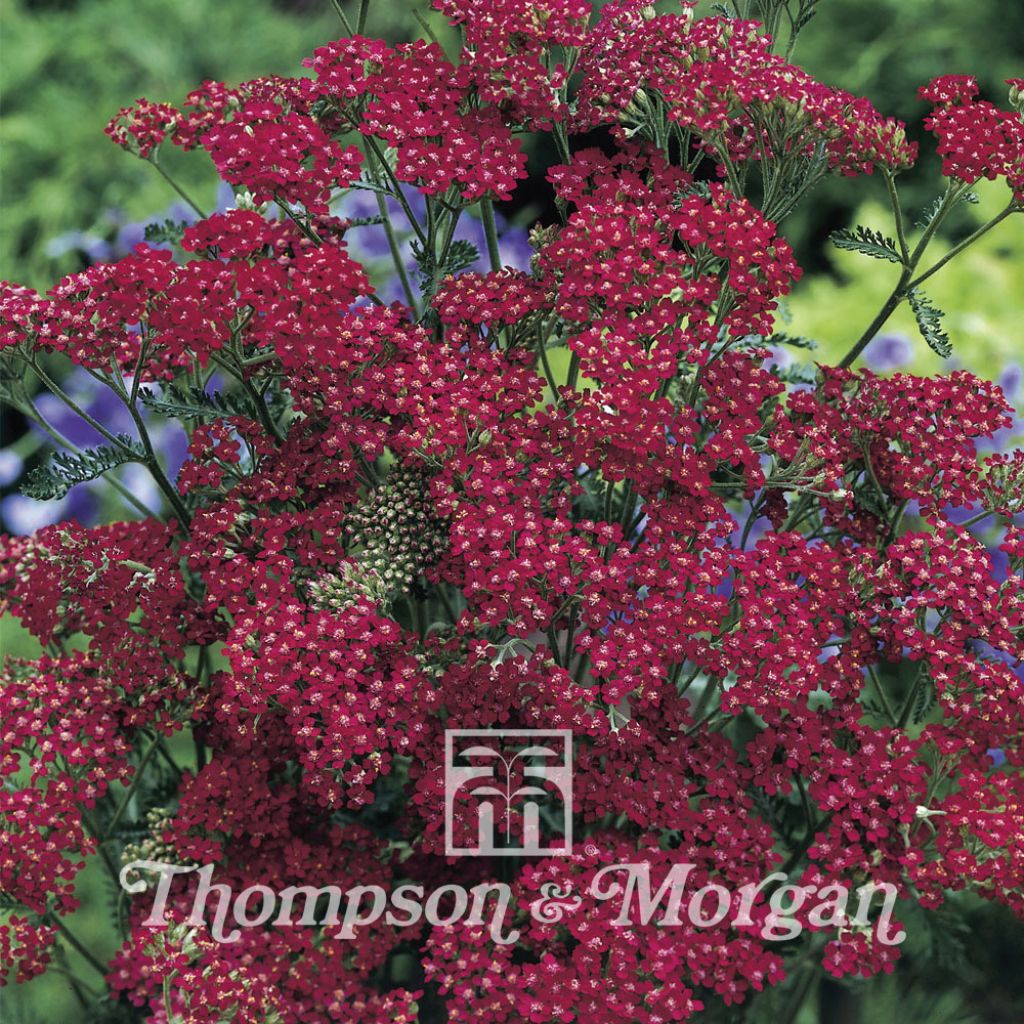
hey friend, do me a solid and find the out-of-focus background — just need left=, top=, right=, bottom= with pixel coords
left=1, top=1, right=1022, bottom=1022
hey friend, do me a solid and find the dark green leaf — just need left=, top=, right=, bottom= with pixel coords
left=343, top=215, right=387, bottom=229
left=792, top=0, right=820, bottom=32
left=139, top=383, right=258, bottom=421
left=913, top=674, right=937, bottom=723
left=23, top=437, right=144, bottom=501
left=143, top=218, right=189, bottom=247
left=410, top=238, right=480, bottom=291
left=908, top=287, right=952, bottom=358
left=774, top=364, right=819, bottom=384
left=915, top=191, right=979, bottom=229
left=854, top=482, right=888, bottom=520
left=769, top=332, right=818, bottom=351
left=830, top=225, right=903, bottom=263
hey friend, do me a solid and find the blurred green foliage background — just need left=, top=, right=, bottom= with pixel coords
left=3, top=0, right=1022, bottom=373
left=1, top=0, right=1022, bottom=1022
left=1, top=0, right=335, bottom=288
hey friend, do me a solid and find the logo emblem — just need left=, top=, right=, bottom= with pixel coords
left=444, top=729, right=573, bottom=856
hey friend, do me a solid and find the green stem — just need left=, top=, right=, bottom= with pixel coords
left=48, top=914, right=108, bottom=978
left=778, top=957, right=819, bottom=1024
left=412, top=9, right=446, bottom=53
left=566, top=351, right=580, bottom=391
left=479, top=197, right=503, bottom=273
left=49, top=961, right=102, bottom=1002
left=19, top=401, right=157, bottom=518
left=837, top=273, right=910, bottom=369
left=882, top=497, right=909, bottom=549
left=884, top=170, right=910, bottom=263
left=689, top=675, right=719, bottom=721
left=102, top=735, right=162, bottom=841
left=278, top=199, right=323, bottom=245
left=536, top=325, right=559, bottom=398
left=838, top=181, right=973, bottom=369
left=958, top=508, right=997, bottom=531
left=163, top=975, right=176, bottom=1022
left=372, top=180, right=418, bottom=312
left=795, top=774, right=815, bottom=838
left=437, top=584, right=460, bottom=624
left=29, top=359, right=133, bottom=450
left=152, top=733, right=184, bottom=774
left=552, top=121, right=572, bottom=167
left=329, top=0, right=356, bottom=34
left=364, top=137, right=427, bottom=245
left=213, top=349, right=286, bottom=443
left=429, top=196, right=464, bottom=301
left=866, top=664, right=897, bottom=725
left=676, top=664, right=703, bottom=696
left=897, top=661, right=928, bottom=728
left=908, top=204, right=1017, bottom=290
left=122, top=393, right=192, bottom=528
left=149, top=157, right=207, bottom=219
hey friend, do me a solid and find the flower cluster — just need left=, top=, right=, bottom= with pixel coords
left=575, top=3, right=916, bottom=180
left=921, top=75, right=1024, bottom=199
left=1, top=0, right=1023, bottom=1020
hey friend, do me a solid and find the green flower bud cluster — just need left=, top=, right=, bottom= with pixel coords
left=120, top=807, right=185, bottom=881
left=308, top=466, right=448, bottom=614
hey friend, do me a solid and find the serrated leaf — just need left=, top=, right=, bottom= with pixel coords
left=0, top=351, right=29, bottom=406
left=830, top=225, right=903, bottom=264
left=924, top=900, right=971, bottom=970
left=774, top=364, right=819, bottom=384
left=792, top=0, right=819, bottom=32
left=859, top=697, right=884, bottom=718
left=769, top=332, right=818, bottom=351
left=23, top=437, right=145, bottom=501
left=674, top=181, right=713, bottom=206
left=144, top=218, right=190, bottom=247
left=915, top=190, right=979, bottom=229
left=139, top=383, right=258, bottom=421
left=343, top=215, right=387, bottom=229
left=410, top=238, right=480, bottom=291
left=854, top=483, right=888, bottom=520
left=350, top=177, right=394, bottom=196
left=913, top=674, right=937, bottom=724
left=907, top=287, right=952, bottom=358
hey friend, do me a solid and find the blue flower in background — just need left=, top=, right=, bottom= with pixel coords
left=335, top=186, right=531, bottom=304
left=864, top=332, right=913, bottom=371
left=984, top=363, right=1024, bottom=452
left=45, top=182, right=239, bottom=264
left=2, top=366, right=190, bottom=533
left=0, top=450, right=22, bottom=487
left=3, top=185, right=533, bottom=535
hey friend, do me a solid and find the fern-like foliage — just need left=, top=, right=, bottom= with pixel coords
left=411, top=238, right=480, bottom=291
left=143, top=218, right=190, bottom=247
left=830, top=225, right=903, bottom=264
left=768, top=332, right=819, bottom=351
left=791, top=0, right=819, bottom=33
left=139, top=383, right=259, bottom=421
left=912, top=674, right=938, bottom=724
left=774, top=364, right=819, bottom=384
left=915, top=190, right=979, bottom=229
left=23, top=437, right=145, bottom=500
left=908, top=287, right=952, bottom=358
